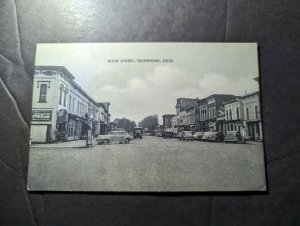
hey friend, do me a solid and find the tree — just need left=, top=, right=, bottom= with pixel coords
left=113, top=118, right=137, bottom=133
left=138, top=114, right=159, bottom=133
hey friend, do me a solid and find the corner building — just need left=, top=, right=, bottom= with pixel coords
left=30, top=66, right=110, bottom=143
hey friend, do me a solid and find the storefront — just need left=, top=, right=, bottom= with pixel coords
left=67, top=113, right=86, bottom=140
left=31, top=110, right=53, bottom=143
left=244, top=120, right=263, bottom=141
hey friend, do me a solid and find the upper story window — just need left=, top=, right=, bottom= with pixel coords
left=72, top=98, right=75, bottom=112
left=68, top=95, right=72, bottom=110
left=63, top=89, right=68, bottom=107
left=229, top=109, right=232, bottom=120
left=246, top=107, right=249, bottom=120
left=226, top=110, right=228, bottom=120
left=236, top=107, right=239, bottom=120
left=39, top=84, right=47, bottom=102
left=255, top=105, right=259, bottom=119
left=59, top=85, right=64, bottom=105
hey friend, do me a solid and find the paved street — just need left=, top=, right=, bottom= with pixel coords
left=28, top=136, right=266, bottom=191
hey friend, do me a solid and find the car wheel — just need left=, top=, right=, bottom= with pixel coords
left=125, top=138, right=130, bottom=144
left=103, top=139, right=109, bottom=145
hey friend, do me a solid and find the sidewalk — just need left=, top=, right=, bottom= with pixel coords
left=31, top=138, right=97, bottom=148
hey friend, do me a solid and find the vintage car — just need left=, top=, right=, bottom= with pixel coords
left=179, top=131, right=193, bottom=141
left=133, top=127, right=143, bottom=139
left=162, top=131, right=174, bottom=139
left=224, top=131, right=245, bottom=144
left=96, top=131, right=133, bottom=145
left=192, top=131, right=205, bottom=141
left=201, top=131, right=224, bottom=142
left=155, top=132, right=163, bottom=137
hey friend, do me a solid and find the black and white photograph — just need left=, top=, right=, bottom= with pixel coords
left=27, top=43, right=266, bottom=191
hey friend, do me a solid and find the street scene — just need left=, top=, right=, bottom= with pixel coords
left=28, top=43, right=266, bottom=191
left=28, top=135, right=265, bottom=191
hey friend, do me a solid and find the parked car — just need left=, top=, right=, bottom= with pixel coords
left=163, top=131, right=174, bottom=139
left=156, top=132, right=162, bottom=137
left=179, top=131, right=193, bottom=141
left=202, top=131, right=224, bottom=142
left=224, top=131, right=245, bottom=144
left=97, top=131, right=133, bottom=144
left=173, top=132, right=179, bottom=139
left=192, top=131, right=205, bottom=141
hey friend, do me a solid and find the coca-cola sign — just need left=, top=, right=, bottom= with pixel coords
left=32, top=110, right=52, bottom=121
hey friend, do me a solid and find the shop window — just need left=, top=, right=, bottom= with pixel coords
left=39, top=84, right=47, bottom=102
left=231, top=124, right=234, bottom=131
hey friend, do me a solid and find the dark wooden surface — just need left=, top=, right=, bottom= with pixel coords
left=0, top=0, right=299, bottom=225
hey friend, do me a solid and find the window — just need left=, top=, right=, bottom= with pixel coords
left=231, top=124, right=234, bottom=131
left=39, top=84, right=47, bottom=102
left=59, top=85, right=63, bottom=105
left=255, top=105, right=259, bottom=119
left=229, top=109, right=232, bottom=120
left=69, top=95, right=72, bottom=110
left=246, top=107, right=249, bottom=120
left=72, top=98, right=75, bottom=112
left=226, top=110, right=228, bottom=120
left=63, top=89, right=68, bottom=107
left=236, top=107, right=239, bottom=120
left=77, top=101, right=80, bottom=114
left=68, top=121, right=74, bottom=136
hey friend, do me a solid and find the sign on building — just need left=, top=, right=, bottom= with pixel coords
left=31, top=110, right=52, bottom=121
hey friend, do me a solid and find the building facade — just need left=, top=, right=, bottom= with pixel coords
left=98, top=102, right=111, bottom=135
left=198, top=94, right=236, bottom=132
left=162, top=114, right=176, bottom=129
left=224, top=97, right=244, bottom=134
left=242, top=91, right=263, bottom=141
left=30, top=66, right=110, bottom=143
left=175, top=98, right=198, bottom=132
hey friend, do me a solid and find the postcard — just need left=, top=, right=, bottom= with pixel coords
left=27, top=43, right=266, bottom=191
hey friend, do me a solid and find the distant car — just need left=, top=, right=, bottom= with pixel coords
left=163, top=131, right=174, bottom=139
left=224, top=131, right=245, bottom=144
left=173, top=133, right=179, bottom=139
left=192, top=131, right=205, bottom=141
left=202, top=131, right=224, bottom=142
left=179, top=131, right=193, bottom=141
left=156, top=132, right=162, bottom=137
left=97, top=131, right=133, bottom=145
left=133, top=127, right=143, bottom=139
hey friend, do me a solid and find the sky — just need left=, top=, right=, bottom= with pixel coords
left=35, top=43, right=260, bottom=124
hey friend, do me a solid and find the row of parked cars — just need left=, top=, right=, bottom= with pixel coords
left=164, top=131, right=245, bottom=144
